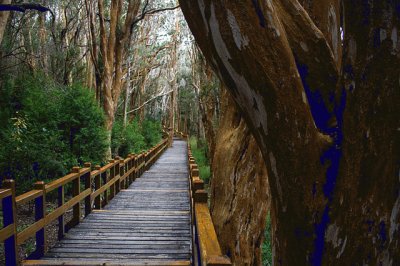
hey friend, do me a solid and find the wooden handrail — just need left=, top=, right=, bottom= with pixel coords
left=1, top=136, right=170, bottom=263
left=186, top=139, right=232, bottom=266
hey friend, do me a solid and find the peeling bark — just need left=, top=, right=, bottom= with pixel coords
left=211, top=88, right=270, bottom=265
left=180, top=0, right=400, bottom=264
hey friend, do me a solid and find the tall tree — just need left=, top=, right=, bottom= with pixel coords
left=180, top=0, right=400, bottom=264
left=0, top=0, right=11, bottom=45
left=97, top=0, right=141, bottom=157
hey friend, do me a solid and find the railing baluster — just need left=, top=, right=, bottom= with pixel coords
left=66, top=166, right=81, bottom=231
left=57, top=185, right=65, bottom=240
left=2, top=180, right=17, bottom=266
left=94, top=165, right=101, bottom=209
left=101, top=169, right=108, bottom=207
left=84, top=163, right=92, bottom=217
left=109, top=160, right=115, bottom=200
left=32, top=181, right=46, bottom=258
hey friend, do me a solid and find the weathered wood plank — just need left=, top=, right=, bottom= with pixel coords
left=23, top=259, right=191, bottom=265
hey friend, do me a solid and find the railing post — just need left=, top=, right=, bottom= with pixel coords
left=119, top=158, right=125, bottom=190
left=128, top=154, right=133, bottom=185
left=32, top=181, right=46, bottom=258
left=115, top=158, right=121, bottom=193
left=2, top=180, right=18, bottom=266
left=133, top=155, right=138, bottom=181
left=67, top=166, right=81, bottom=231
left=109, top=160, right=115, bottom=200
left=94, top=165, right=101, bottom=209
left=84, top=163, right=92, bottom=217
left=101, top=168, right=108, bottom=207
left=57, top=183, right=65, bottom=240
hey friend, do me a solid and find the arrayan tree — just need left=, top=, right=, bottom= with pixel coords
left=180, top=0, right=400, bottom=265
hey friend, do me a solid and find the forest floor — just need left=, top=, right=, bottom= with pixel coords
left=0, top=201, right=77, bottom=265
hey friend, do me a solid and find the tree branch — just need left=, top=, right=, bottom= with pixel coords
left=127, top=89, right=173, bottom=114
left=130, top=4, right=180, bottom=33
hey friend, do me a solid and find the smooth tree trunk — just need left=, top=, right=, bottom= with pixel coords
left=180, top=1, right=400, bottom=264
left=211, top=88, right=270, bottom=265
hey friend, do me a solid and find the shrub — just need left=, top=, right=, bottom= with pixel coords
left=0, top=74, right=108, bottom=194
left=112, top=119, right=146, bottom=158
left=141, top=118, right=162, bottom=147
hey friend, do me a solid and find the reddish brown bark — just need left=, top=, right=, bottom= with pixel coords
left=211, top=88, right=270, bottom=265
left=97, top=0, right=141, bottom=157
left=180, top=1, right=400, bottom=264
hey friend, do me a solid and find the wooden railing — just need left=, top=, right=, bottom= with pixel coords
left=0, top=138, right=169, bottom=265
left=186, top=141, right=232, bottom=266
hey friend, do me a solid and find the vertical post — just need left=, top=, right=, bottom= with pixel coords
left=127, top=155, right=133, bottom=186
left=101, top=169, right=108, bottom=207
left=84, top=163, right=92, bottom=217
left=115, top=158, right=121, bottom=194
left=33, top=181, right=46, bottom=258
left=2, top=180, right=17, bottom=266
left=133, top=155, right=137, bottom=182
left=57, top=185, right=65, bottom=240
left=94, top=166, right=101, bottom=209
left=119, top=159, right=125, bottom=190
left=109, top=160, right=115, bottom=201
left=67, top=166, right=81, bottom=231
left=133, top=155, right=139, bottom=181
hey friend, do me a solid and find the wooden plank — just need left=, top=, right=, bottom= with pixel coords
left=45, top=172, right=79, bottom=193
left=22, top=260, right=191, bottom=265
left=0, top=188, right=11, bottom=200
left=16, top=189, right=43, bottom=206
left=17, top=219, right=46, bottom=245
left=195, top=203, right=231, bottom=265
left=44, top=188, right=91, bottom=227
left=0, top=224, right=14, bottom=242
left=90, top=174, right=120, bottom=201
left=44, top=252, right=190, bottom=259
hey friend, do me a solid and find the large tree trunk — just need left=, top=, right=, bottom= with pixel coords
left=180, top=1, right=400, bottom=264
left=211, top=88, right=270, bottom=265
left=0, top=0, right=11, bottom=45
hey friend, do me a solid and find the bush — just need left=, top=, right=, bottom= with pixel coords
left=111, top=118, right=162, bottom=158
left=141, top=119, right=162, bottom=147
left=112, top=119, right=146, bottom=158
left=0, top=74, right=108, bottom=194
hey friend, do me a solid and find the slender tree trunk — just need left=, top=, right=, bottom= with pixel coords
left=180, top=1, right=400, bottom=264
left=211, top=88, right=270, bottom=265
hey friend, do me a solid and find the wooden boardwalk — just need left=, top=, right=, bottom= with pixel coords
left=38, top=139, right=192, bottom=265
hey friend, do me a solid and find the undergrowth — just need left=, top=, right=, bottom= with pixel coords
left=189, top=136, right=210, bottom=183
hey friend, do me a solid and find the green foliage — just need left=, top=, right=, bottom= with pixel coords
left=111, top=118, right=162, bottom=158
left=262, top=213, right=273, bottom=266
left=189, top=136, right=210, bottom=183
left=112, top=119, right=145, bottom=158
left=142, top=119, right=162, bottom=147
left=0, top=74, right=108, bottom=194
